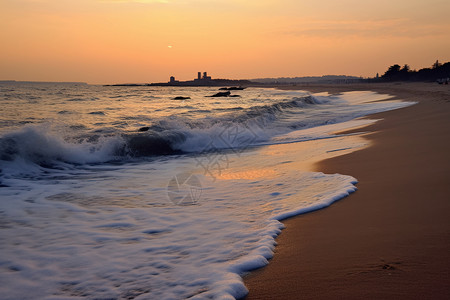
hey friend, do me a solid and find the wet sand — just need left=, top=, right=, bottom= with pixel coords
left=243, top=82, right=450, bottom=299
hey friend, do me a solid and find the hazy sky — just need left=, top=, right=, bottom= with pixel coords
left=1, top=0, right=449, bottom=83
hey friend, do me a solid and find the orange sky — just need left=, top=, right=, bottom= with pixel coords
left=1, top=0, right=449, bottom=84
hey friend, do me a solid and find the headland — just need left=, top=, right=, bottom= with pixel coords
left=107, top=72, right=253, bottom=87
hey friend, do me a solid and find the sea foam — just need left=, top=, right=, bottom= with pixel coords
left=0, top=159, right=358, bottom=299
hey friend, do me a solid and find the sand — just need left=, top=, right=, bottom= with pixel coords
left=243, top=82, right=450, bottom=299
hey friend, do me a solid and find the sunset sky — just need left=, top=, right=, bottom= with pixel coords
left=1, top=0, right=449, bottom=84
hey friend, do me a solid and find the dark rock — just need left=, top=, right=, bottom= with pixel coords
left=88, top=111, right=105, bottom=115
left=219, top=87, right=246, bottom=91
left=207, top=91, right=231, bottom=97
left=173, top=96, right=191, bottom=100
left=128, top=135, right=173, bottom=156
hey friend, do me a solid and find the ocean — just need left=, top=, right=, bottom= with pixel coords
left=0, top=82, right=414, bottom=299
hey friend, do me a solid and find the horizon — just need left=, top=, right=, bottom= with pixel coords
left=1, top=0, right=449, bottom=84
left=0, top=73, right=362, bottom=85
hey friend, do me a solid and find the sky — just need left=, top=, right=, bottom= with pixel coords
left=1, top=0, right=449, bottom=84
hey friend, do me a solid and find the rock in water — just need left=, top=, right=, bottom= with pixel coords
left=207, top=91, right=231, bottom=97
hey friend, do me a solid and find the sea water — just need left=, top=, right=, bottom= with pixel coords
left=0, top=83, right=414, bottom=299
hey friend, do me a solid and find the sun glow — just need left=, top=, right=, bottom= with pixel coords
left=1, top=0, right=449, bottom=83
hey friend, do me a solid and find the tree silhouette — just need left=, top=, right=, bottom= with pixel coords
left=381, top=64, right=401, bottom=80
left=433, top=60, right=442, bottom=69
left=378, top=61, right=449, bottom=82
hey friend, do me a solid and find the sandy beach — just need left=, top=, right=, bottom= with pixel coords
left=244, top=82, right=450, bottom=299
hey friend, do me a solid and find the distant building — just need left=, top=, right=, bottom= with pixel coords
left=202, top=72, right=211, bottom=81
left=167, top=72, right=217, bottom=86
left=193, top=71, right=212, bottom=83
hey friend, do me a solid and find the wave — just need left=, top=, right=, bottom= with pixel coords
left=246, top=95, right=325, bottom=114
left=0, top=95, right=327, bottom=168
left=0, top=126, right=125, bottom=167
left=0, top=125, right=261, bottom=168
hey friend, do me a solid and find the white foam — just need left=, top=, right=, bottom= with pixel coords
left=0, top=151, right=360, bottom=300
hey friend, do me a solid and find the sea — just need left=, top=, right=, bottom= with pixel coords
left=0, top=82, right=414, bottom=299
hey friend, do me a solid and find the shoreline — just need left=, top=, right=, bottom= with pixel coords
left=243, top=82, right=450, bottom=299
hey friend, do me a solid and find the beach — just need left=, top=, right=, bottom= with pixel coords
left=244, top=82, right=450, bottom=299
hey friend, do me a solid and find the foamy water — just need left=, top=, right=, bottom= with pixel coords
left=0, top=83, right=415, bottom=299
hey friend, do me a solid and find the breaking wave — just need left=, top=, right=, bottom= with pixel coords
left=0, top=95, right=326, bottom=167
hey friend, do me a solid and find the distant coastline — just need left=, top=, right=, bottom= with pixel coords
left=105, top=73, right=363, bottom=87
left=106, top=72, right=254, bottom=87
left=4, top=60, right=447, bottom=87
left=106, top=79, right=254, bottom=87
